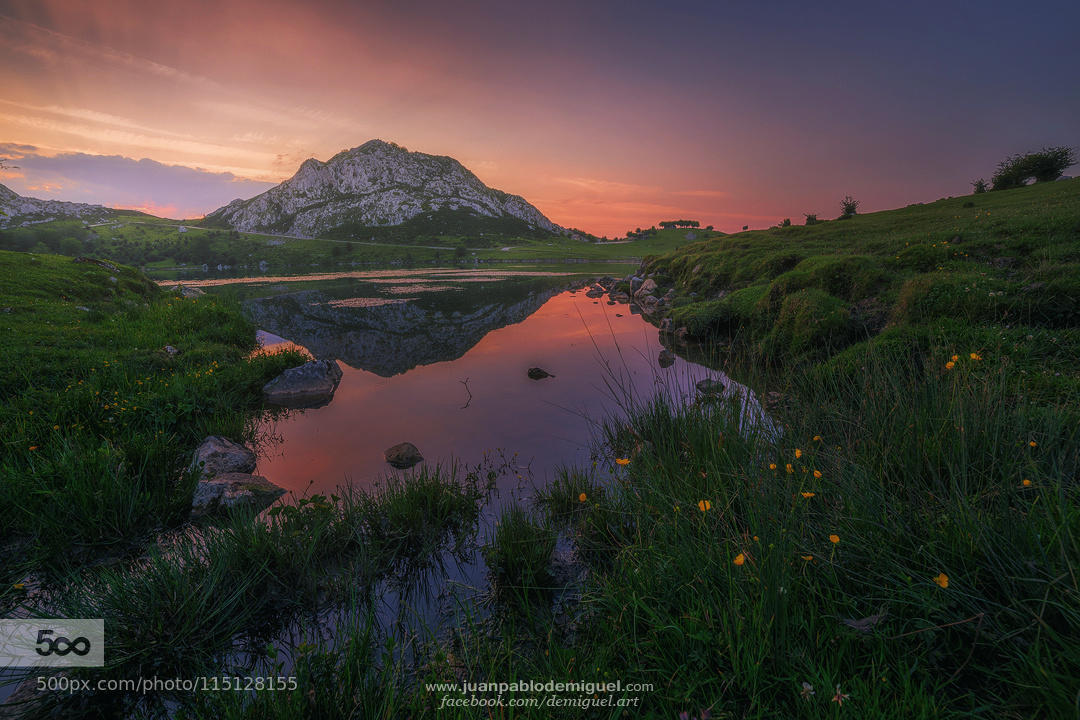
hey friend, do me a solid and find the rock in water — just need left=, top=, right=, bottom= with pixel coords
left=658, top=349, right=675, bottom=368
left=385, top=442, right=424, bottom=469
left=263, top=358, right=343, bottom=408
left=191, top=436, right=256, bottom=478
left=527, top=367, right=554, bottom=380
left=696, top=378, right=726, bottom=396
left=584, top=286, right=605, bottom=298
left=190, top=473, right=285, bottom=519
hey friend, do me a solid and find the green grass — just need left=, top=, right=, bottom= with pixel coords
left=482, top=503, right=557, bottom=592
left=388, top=342, right=1076, bottom=718
left=0, top=249, right=303, bottom=574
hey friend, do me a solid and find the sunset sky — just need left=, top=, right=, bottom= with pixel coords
left=1, top=0, right=1077, bottom=235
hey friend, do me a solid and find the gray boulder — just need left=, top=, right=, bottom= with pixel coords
left=191, top=435, right=256, bottom=479
left=629, top=276, right=644, bottom=295
left=635, top=278, right=658, bottom=298
left=177, top=285, right=205, bottom=298
left=585, top=286, right=605, bottom=298
left=658, top=349, right=675, bottom=368
left=610, top=291, right=630, bottom=303
left=263, top=358, right=343, bottom=408
left=637, top=295, right=660, bottom=314
left=385, top=442, right=424, bottom=469
left=191, top=473, right=285, bottom=519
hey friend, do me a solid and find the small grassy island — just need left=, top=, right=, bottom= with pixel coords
left=2, top=179, right=1078, bottom=718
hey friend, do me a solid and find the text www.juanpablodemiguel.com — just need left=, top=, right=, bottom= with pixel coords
left=426, top=679, right=654, bottom=710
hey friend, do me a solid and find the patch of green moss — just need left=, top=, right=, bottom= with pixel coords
left=669, top=284, right=769, bottom=336
left=764, top=288, right=852, bottom=358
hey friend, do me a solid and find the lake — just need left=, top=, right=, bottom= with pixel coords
left=192, top=267, right=745, bottom=502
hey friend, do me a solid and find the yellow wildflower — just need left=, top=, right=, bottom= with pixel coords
left=945, top=361, right=955, bottom=370
left=933, top=573, right=949, bottom=588
left=795, top=448, right=803, bottom=459
left=733, top=553, right=746, bottom=566
left=829, top=534, right=840, bottom=544
left=951, top=354, right=959, bottom=361
left=813, top=470, right=822, bottom=479
left=698, top=500, right=711, bottom=512
left=801, top=492, right=815, bottom=499
left=970, top=352, right=981, bottom=361
left=1028, top=440, right=1037, bottom=448
left=785, top=463, right=794, bottom=474
left=578, top=492, right=587, bottom=503
left=801, top=555, right=814, bottom=562
left=615, top=457, right=630, bottom=466
left=813, top=435, right=822, bottom=442
left=769, top=463, right=777, bottom=470
left=1021, top=479, right=1032, bottom=487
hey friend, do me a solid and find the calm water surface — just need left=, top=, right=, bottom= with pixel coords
left=207, top=268, right=744, bottom=500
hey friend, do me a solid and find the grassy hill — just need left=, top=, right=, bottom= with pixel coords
left=0, top=251, right=300, bottom=569
left=648, top=179, right=1080, bottom=391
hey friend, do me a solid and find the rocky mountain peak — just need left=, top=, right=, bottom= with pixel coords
left=205, top=141, right=557, bottom=238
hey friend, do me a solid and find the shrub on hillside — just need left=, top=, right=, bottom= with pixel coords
left=839, top=195, right=860, bottom=218
left=991, top=146, right=1076, bottom=190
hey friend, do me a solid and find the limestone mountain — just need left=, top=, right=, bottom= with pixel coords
left=0, top=183, right=115, bottom=227
left=204, top=140, right=558, bottom=238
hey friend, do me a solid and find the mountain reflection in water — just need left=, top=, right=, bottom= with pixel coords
left=245, top=277, right=568, bottom=376
left=242, top=274, right=760, bottom=498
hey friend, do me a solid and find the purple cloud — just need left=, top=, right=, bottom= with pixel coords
left=0, top=145, right=274, bottom=218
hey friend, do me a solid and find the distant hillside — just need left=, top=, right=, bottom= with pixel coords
left=0, top=183, right=119, bottom=227
left=203, top=140, right=559, bottom=239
